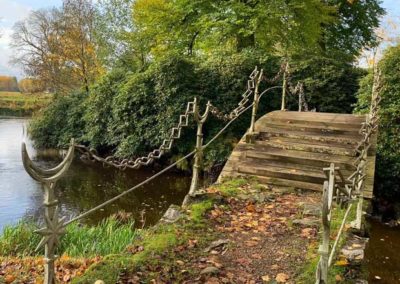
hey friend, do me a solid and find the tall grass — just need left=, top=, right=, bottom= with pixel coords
left=0, top=217, right=137, bottom=257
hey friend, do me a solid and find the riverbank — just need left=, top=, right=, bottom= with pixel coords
left=0, top=92, right=51, bottom=117
left=1, top=177, right=386, bottom=283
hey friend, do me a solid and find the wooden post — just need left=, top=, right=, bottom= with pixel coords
left=183, top=99, right=210, bottom=205
left=317, top=180, right=331, bottom=284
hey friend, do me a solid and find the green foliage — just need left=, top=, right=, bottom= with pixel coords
left=0, top=217, right=137, bottom=258
left=323, top=0, right=385, bottom=60
left=0, top=221, right=40, bottom=256
left=31, top=53, right=282, bottom=165
left=289, top=57, right=366, bottom=113
left=356, top=45, right=400, bottom=199
left=30, top=91, right=87, bottom=148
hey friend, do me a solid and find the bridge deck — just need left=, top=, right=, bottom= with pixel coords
left=219, top=111, right=376, bottom=198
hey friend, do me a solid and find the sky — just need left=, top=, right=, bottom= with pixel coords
left=0, top=0, right=399, bottom=78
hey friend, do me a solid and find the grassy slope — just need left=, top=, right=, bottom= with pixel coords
left=0, top=91, right=52, bottom=116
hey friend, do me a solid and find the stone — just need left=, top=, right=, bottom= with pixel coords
left=161, top=205, right=181, bottom=223
left=303, top=203, right=321, bottom=217
left=204, top=239, right=229, bottom=252
left=293, top=218, right=320, bottom=227
left=200, top=266, right=220, bottom=275
left=341, top=248, right=364, bottom=261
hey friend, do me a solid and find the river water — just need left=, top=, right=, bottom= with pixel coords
left=0, top=118, right=191, bottom=231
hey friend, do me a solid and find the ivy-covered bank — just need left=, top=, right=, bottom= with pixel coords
left=30, top=54, right=365, bottom=171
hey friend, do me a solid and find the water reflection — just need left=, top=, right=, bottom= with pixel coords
left=0, top=118, right=191, bottom=231
left=365, top=219, right=400, bottom=283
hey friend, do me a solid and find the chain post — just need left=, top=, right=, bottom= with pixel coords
left=183, top=99, right=211, bottom=206
left=281, top=62, right=289, bottom=111
left=22, top=139, right=75, bottom=284
left=246, top=68, right=263, bottom=143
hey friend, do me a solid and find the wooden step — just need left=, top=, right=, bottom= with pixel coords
left=254, top=139, right=356, bottom=157
left=257, top=135, right=357, bottom=151
left=243, top=156, right=353, bottom=177
left=245, top=175, right=323, bottom=192
left=263, top=111, right=365, bottom=129
left=258, top=122, right=361, bottom=136
left=258, top=128, right=361, bottom=145
left=244, top=147, right=356, bottom=171
left=238, top=162, right=326, bottom=184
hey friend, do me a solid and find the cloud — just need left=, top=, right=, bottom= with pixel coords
left=0, top=0, right=32, bottom=27
left=0, top=0, right=33, bottom=76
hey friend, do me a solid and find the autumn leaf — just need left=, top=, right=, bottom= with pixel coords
left=262, top=275, right=271, bottom=282
left=276, top=272, right=289, bottom=283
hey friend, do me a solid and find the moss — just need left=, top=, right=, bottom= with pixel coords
left=189, top=200, right=214, bottom=224
left=217, top=177, right=255, bottom=197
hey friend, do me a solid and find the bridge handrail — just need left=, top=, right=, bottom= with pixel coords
left=315, top=68, right=382, bottom=284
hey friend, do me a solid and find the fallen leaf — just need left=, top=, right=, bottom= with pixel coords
left=262, top=275, right=271, bottom=282
left=335, top=259, right=349, bottom=266
left=335, top=274, right=343, bottom=282
left=4, top=275, right=15, bottom=284
left=276, top=273, right=289, bottom=283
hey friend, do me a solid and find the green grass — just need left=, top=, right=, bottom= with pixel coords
left=0, top=217, right=137, bottom=258
left=296, top=204, right=358, bottom=283
left=0, top=91, right=52, bottom=116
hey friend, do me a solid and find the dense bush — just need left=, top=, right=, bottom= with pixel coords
left=30, top=51, right=364, bottom=169
left=289, top=57, right=366, bottom=113
left=30, top=53, right=282, bottom=167
left=356, top=45, right=400, bottom=200
left=30, top=91, right=87, bottom=148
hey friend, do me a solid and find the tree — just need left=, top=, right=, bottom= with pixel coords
left=322, top=0, right=385, bottom=61
left=11, top=0, right=103, bottom=95
left=356, top=44, right=400, bottom=200
left=94, top=0, right=135, bottom=68
left=130, top=0, right=336, bottom=61
left=0, top=76, right=19, bottom=92
left=18, top=78, right=45, bottom=94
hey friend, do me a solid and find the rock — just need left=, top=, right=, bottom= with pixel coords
left=200, top=266, right=220, bottom=275
left=204, top=239, right=229, bottom=252
left=341, top=248, right=364, bottom=261
left=293, top=218, right=320, bottom=227
left=303, top=203, right=321, bottom=217
left=341, top=235, right=369, bottom=262
left=161, top=205, right=181, bottom=223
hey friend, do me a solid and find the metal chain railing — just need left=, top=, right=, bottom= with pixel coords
left=281, top=62, right=309, bottom=112
left=315, top=68, right=382, bottom=284
left=23, top=66, right=283, bottom=283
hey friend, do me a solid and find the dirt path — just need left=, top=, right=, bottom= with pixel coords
left=119, top=182, right=321, bottom=284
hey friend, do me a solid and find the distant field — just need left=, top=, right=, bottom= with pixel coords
left=0, top=91, right=52, bottom=117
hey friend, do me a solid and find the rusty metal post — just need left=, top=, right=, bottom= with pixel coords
left=281, top=62, right=289, bottom=111
left=246, top=69, right=263, bottom=143
left=22, top=139, right=75, bottom=284
left=183, top=99, right=211, bottom=205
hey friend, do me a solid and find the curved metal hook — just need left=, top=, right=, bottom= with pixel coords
left=22, top=139, right=75, bottom=183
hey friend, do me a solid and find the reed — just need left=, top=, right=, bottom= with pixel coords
left=0, top=217, right=137, bottom=257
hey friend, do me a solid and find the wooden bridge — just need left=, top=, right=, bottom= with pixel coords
left=219, top=110, right=377, bottom=198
